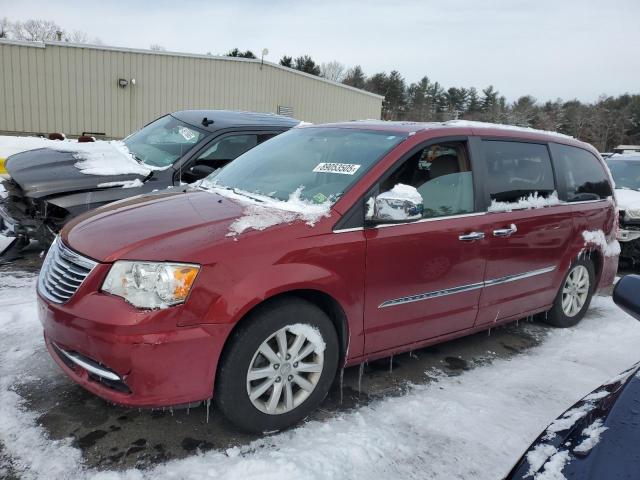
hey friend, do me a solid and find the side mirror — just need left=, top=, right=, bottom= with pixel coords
left=187, top=164, right=217, bottom=180
left=613, top=275, right=640, bottom=321
left=368, top=185, right=424, bottom=223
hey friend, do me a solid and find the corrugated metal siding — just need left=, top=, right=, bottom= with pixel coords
left=0, top=40, right=383, bottom=138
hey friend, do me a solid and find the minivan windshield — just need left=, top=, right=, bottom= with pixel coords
left=201, top=127, right=406, bottom=204
left=123, top=115, right=207, bottom=168
left=606, top=158, right=640, bottom=190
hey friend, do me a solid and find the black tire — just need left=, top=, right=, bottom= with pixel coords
left=215, top=297, right=339, bottom=433
left=543, top=258, right=595, bottom=328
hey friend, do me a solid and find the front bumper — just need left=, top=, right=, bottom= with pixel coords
left=38, top=282, right=233, bottom=407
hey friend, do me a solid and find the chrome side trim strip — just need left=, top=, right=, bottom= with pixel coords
left=379, top=281, right=484, bottom=308
left=55, top=345, right=121, bottom=381
left=379, top=265, right=556, bottom=309
left=484, top=266, right=556, bottom=287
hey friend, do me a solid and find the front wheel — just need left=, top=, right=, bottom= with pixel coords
left=543, top=259, right=595, bottom=328
left=215, top=298, right=339, bottom=432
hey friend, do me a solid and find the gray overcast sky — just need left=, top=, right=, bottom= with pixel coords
left=2, top=0, right=639, bottom=103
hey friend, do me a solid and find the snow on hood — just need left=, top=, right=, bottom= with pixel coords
left=97, top=179, right=144, bottom=189
left=0, top=135, right=166, bottom=177
left=488, top=191, right=561, bottom=213
left=199, top=183, right=331, bottom=236
left=0, top=135, right=70, bottom=159
left=55, top=141, right=157, bottom=177
left=614, top=188, right=640, bottom=211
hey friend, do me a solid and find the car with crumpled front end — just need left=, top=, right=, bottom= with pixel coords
left=0, top=110, right=298, bottom=258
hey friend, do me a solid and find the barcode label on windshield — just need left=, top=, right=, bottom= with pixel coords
left=313, top=163, right=361, bottom=175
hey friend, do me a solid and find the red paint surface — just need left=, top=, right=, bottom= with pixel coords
left=40, top=123, right=617, bottom=407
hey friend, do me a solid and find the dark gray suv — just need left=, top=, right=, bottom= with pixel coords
left=0, top=110, right=299, bottom=257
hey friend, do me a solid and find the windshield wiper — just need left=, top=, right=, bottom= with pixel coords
left=130, top=152, right=144, bottom=164
left=231, top=187, right=265, bottom=202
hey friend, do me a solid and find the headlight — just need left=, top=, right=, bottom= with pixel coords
left=626, top=209, right=640, bottom=219
left=102, top=261, right=200, bottom=309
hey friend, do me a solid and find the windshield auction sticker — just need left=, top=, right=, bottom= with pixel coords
left=313, top=163, right=361, bottom=175
left=178, top=126, right=196, bottom=141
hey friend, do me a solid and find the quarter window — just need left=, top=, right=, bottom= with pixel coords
left=374, top=141, right=475, bottom=220
left=482, top=141, right=555, bottom=203
left=552, top=144, right=612, bottom=201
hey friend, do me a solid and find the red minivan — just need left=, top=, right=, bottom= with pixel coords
left=38, top=121, right=618, bottom=432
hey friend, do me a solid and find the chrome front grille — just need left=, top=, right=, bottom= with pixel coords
left=38, top=237, right=98, bottom=303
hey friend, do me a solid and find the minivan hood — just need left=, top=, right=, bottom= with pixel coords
left=63, top=189, right=245, bottom=262
left=615, top=188, right=640, bottom=212
left=6, top=148, right=146, bottom=198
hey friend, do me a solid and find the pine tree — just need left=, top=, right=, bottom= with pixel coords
left=226, top=48, right=256, bottom=59
left=293, top=55, right=321, bottom=76
left=279, top=56, right=293, bottom=68
left=342, top=65, right=366, bottom=89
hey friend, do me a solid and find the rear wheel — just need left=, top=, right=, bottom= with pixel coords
left=543, top=259, right=595, bottom=328
left=215, top=298, right=339, bottom=432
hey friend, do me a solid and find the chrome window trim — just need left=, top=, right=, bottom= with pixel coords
left=567, top=199, right=607, bottom=205
left=333, top=226, right=365, bottom=234
left=379, top=265, right=556, bottom=308
left=373, top=211, right=487, bottom=230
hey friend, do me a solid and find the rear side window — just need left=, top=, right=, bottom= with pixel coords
left=482, top=141, right=555, bottom=203
left=552, top=144, right=612, bottom=201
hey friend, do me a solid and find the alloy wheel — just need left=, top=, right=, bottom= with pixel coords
left=246, top=325, right=324, bottom=415
left=562, top=265, right=590, bottom=317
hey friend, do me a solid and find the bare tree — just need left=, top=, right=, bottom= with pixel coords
left=320, top=60, right=345, bottom=82
left=149, top=44, right=166, bottom=51
left=66, top=30, right=89, bottom=44
left=0, top=17, right=11, bottom=38
left=12, top=19, right=63, bottom=41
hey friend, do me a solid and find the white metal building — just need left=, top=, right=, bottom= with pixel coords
left=0, top=39, right=383, bottom=138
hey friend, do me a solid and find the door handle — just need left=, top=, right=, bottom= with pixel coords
left=493, top=224, right=518, bottom=237
left=458, top=231, right=485, bottom=241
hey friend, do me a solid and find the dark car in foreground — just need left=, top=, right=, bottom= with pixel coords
left=506, top=275, right=640, bottom=479
left=38, top=120, right=617, bottom=432
left=0, top=110, right=299, bottom=257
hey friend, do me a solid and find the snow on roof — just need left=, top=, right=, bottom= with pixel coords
left=316, top=119, right=574, bottom=139
left=443, top=120, right=574, bottom=139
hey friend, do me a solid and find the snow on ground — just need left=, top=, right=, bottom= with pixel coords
left=1, top=273, right=640, bottom=480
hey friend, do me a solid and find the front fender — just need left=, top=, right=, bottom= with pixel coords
left=203, top=263, right=352, bottom=326
left=185, top=261, right=363, bottom=359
